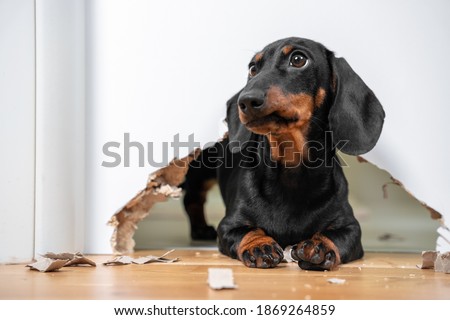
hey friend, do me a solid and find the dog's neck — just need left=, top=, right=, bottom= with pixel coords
left=266, top=131, right=307, bottom=167
left=264, top=128, right=337, bottom=171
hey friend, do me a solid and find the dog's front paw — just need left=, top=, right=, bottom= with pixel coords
left=292, top=234, right=341, bottom=271
left=238, top=229, right=284, bottom=268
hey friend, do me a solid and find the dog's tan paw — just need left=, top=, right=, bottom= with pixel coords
left=237, top=229, right=284, bottom=268
left=292, top=234, right=341, bottom=271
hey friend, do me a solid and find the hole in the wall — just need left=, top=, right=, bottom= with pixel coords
left=342, top=154, right=440, bottom=252
left=134, top=184, right=224, bottom=250
left=133, top=154, right=440, bottom=252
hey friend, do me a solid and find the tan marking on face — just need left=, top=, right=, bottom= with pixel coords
left=267, top=132, right=305, bottom=167
left=237, top=229, right=276, bottom=260
left=315, top=87, right=326, bottom=108
left=282, top=45, right=294, bottom=55
left=255, top=52, right=264, bottom=62
left=238, top=86, right=315, bottom=166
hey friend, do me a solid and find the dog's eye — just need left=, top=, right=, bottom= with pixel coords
left=289, top=52, right=308, bottom=68
left=248, top=64, right=257, bottom=77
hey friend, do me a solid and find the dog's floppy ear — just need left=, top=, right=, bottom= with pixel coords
left=226, top=90, right=252, bottom=153
left=328, top=54, right=385, bottom=155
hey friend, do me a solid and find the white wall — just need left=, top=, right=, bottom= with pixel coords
left=0, top=0, right=36, bottom=263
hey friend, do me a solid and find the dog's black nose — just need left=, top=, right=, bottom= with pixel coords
left=238, top=91, right=265, bottom=113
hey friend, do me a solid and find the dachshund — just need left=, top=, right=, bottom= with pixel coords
left=182, top=37, right=385, bottom=270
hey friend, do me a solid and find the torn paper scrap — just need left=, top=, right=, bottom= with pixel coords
left=327, top=278, right=346, bottom=284
left=208, top=268, right=237, bottom=290
left=26, top=258, right=68, bottom=272
left=417, top=251, right=438, bottom=269
left=103, top=256, right=134, bottom=266
left=42, top=252, right=96, bottom=267
left=108, top=150, right=200, bottom=254
left=103, top=250, right=179, bottom=266
left=434, top=252, right=450, bottom=274
left=132, top=249, right=179, bottom=264
left=131, top=255, right=178, bottom=264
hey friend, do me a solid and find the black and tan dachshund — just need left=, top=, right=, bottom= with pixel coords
left=182, top=37, right=385, bottom=270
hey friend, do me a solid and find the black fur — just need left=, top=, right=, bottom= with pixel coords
left=182, top=37, right=384, bottom=270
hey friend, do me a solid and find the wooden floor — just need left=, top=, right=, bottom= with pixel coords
left=0, top=250, right=449, bottom=300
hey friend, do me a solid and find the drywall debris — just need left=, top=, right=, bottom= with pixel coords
left=27, top=252, right=97, bottom=272
left=208, top=268, right=237, bottom=290
left=418, top=251, right=438, bottom=269
left=131, top=249, right=179, bottom=264
left=108, top=150, right=201, bottom=254
left=434, top=252, right=450, bottom=273
left=43, top=252, right=96, bottom=267
left=26, top=258, right=68, bottom=272
left=283, top=245, right=298, bottom=263
left=103, top=250, right=179, bottom=266
left=416, top=250, right=450, bottom=273
left=327, top=278, right=346, bottom=284
left=103, top=255, right=134, bottom=266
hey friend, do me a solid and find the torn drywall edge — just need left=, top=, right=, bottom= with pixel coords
left=359, top=156, right=442, bottom=221
left=107, top=150, right=200, bottom=254
left=358, top=156, right=447, bottom=248
left=381, top=176, right=443, bottom=220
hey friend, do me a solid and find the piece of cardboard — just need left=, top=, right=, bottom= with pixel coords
left=103, top=249, right=179, bottom=266
left=102, top=256, right=134, bottom=266
left=43, top=252, right=96, bottom=267
left=26, top=258, right=68, bottom=272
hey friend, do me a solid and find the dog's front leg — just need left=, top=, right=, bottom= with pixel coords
left=218, top=224, right=284, bottom=268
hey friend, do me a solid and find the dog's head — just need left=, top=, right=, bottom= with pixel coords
left=227, top=37, right=385, bottom=158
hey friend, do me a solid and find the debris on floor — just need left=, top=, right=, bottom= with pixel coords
left=417, top=251, right=438, bottom=269
left=102, top=255, right=134, bottom=266
left=103, top=249, right=179, bottom=266
left=417, top=250, right=450, bottom=274
left=327, top=278, right=346, bottom=284
left=26, top=258, right=68, bottom=272
left=283, top=245, right=298, bottom=263
left=434, top=252, right=450, bottom=273
left=208, top=268, right=237, bottom=290
left=27, top=252, right=96, bottom=272
left=43, top=252, right=96, bottom=267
